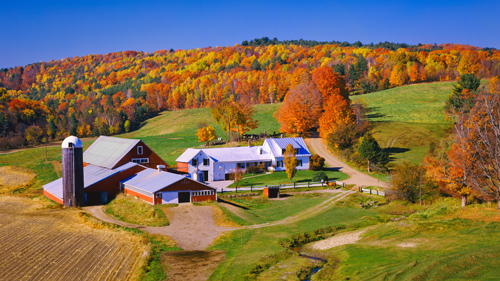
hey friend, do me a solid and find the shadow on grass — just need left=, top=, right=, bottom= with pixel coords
left=217, top=198, right=250, bottom=210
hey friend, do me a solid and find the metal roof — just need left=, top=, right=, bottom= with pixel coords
left=176, top=146, right=273, bottom=163
left=42, top=162, right=140, bottom=200
left=83, top=136, right=140, bottom=169
left=121, top=169, right=188, bottom=193
left=265, top=137, right=311, bottom=157
left=175, top=148, right=201, bottom=163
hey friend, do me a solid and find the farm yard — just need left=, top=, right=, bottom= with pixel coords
left=0, top=197, right=146, bottom=281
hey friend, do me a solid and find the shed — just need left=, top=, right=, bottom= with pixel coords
left=263, top=186, right=280, bottom=198
left=121, top=168, right=217, bottom=204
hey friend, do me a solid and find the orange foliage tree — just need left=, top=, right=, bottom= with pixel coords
left=275, top=81, right=322, bottom=135
left=318, top=94, right=355, bottom=139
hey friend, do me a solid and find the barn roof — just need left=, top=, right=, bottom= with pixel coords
left=42, top=162, right=140, bottom=200
left=83, top=136, right=140, bottom=169
left=176, top=146, right=272, bottom=163
left=121, top=168, right=205, bottom=193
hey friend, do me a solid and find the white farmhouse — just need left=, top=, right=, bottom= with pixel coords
left=176, top=137, right=311, bottom=181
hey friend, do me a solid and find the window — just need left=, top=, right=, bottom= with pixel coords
left=157, top=193, right=162, bottom=199
left=132, top=158, right=149, bottom=163
left=297, top=160, right=303, bottom=166
left=295, top=149, right=300, bottom=155
left=137, top=146, right=143, bottom=155
left=260, top=148, right=263, bottom=155
left=237, top=163, right=245, bottom=169
left=203, top=158, right=210, bottom=166
left=192, top=159, right=198, bottom=166
left=282, top=149, right=286, bottom=154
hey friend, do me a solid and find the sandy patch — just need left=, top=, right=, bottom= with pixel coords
left=162, top=250, right=225, bottom=281
left=397, top=242, right=418, bottom=248
left=310, top=227, right=373, bottom=250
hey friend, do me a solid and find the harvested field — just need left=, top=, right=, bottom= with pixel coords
left=0, top=166, right=35, bottom=194
left=0, top=197, right=146, bottom=281
left=161, top=250, right=225, bottom=281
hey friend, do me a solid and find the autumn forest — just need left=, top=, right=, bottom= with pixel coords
left=0, top=38, right=499, bottom=150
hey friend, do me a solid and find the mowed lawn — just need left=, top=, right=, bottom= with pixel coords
left=222, top=193, right=339, bottom=225
left=230, top=169, right=348, bottom=187
left=352, top=82, right=454, bottom=165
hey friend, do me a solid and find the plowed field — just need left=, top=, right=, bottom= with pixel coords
left=0, top=197, right=145, bottom=281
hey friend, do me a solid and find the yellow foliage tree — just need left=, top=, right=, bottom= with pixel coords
left=196, top=125, right=217, bottom=146
left=284, top=144, right=298, bottom=182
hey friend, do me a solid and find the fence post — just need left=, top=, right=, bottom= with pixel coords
left=294, top=182, right=296, bottom=189
left=308, top=182, right=310, bottom=188
left=370, top=188, right=372, bottom=194
left=377, top=189, right=379, bottom=195
left=343, top=182, right=345, bottom=188
left=251, top=185, right=253, bottom=192
left=222, top=188, right=223, bottom=194
left=236, top=186, right=238, bottom=193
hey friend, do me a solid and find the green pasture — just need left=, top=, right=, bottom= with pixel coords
left=221, top=193, right=338, bottom=225
left=351, top=80, right=489, bottom=165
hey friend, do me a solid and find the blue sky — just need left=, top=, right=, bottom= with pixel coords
left=1, top=0, right=498, bottom=68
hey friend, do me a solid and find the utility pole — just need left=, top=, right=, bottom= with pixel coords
left=419, top=172, right=422, bottom=206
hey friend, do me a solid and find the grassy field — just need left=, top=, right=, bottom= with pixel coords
left=351, top=82, right=454, bottom=165
left=313, top=199, right=500, bottom=280
left=351, top=80, right=489, bottom=165
left=221, top=192, right=339, bottom=225
left=208, top=193, right=382, bottom=280
left=105, top=193, right=170, bottom=227
left=230, top=169, right=348, bottom=187
left=126, top=103, right=282, bottom=164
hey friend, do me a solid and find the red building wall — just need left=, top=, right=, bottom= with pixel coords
left=123, top=188, right=154, bottom=204
left=113, top=141, right=169, bottom=169
left=176, top=162, right=189, bottom=173
left=85, top=165, right=146, bottom=197
left=43, top=190, right=63, bottom=204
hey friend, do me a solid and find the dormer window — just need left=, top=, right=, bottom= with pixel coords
left=260, top=148, right=263, bottom=155
left=137, top=146, right=143, bottom=155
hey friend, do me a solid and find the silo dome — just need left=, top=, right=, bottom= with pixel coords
left=62, top=136, right=83, bottom=148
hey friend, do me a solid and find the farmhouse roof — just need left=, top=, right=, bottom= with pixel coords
left=42, top=162, right=140, bottom=199
left=121, top=168, right=213, bottom=194
left=176, top=146, right=272, bottom=163
left=265, top=137, right=311, bottom=157
left=83, top=136, right=140, bottom=169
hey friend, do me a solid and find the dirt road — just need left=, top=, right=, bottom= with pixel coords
left=308, top=138, right=389, bottom=188
left=85, top=204, right=238, bottom=251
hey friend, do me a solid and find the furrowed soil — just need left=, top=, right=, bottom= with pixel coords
left=0, top=197, right=146, bottom=281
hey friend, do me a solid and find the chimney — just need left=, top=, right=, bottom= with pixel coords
left=248, top=140, right=251, bottom=147
left=157, top=165, right=165, bottom=172
left=281, top=134, right=284, bottom=138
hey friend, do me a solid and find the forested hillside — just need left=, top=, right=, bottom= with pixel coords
left=0, top=38, right=499, bottom=149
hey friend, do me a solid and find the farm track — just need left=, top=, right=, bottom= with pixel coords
left=0, top=198, right=144, bottom=281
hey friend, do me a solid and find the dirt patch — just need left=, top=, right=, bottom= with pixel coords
left=162, top=250, right=225, bottom=281
left=144, top=204, right=239, bottom=250
left=309, top=227, right=374, bottom=250
left=398, top=242, right=418, bottom=248
left=211, top=205, right=241, bottom=227
left=0, top=196, right=145, bottom=281
left=0, top=166, right=35, bottom=194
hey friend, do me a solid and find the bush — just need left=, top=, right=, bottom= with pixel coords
left=312, top=171, right=328, bottom=182
left=309, top=154, right=325, bottom=171
left=245, top=165, right=262, bottom=175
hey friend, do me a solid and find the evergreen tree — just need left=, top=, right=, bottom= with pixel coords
left=445, top=73, right=481, bottom=113
left=358, top=134, right=388, bottom=172
left=251, top=59, right=261, bottom=71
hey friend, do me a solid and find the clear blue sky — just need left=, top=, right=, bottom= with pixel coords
left=1, top=0, right=498, bottom=68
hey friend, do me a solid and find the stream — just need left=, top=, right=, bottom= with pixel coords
left=294, top=247, right=327, bottom=281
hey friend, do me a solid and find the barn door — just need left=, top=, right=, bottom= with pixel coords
left=178, top=191, right=191, bottom=203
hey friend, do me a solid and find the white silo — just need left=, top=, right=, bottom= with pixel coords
left=61, top=136, right=84, bottom=207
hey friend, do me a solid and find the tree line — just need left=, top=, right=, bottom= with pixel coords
left=0, top=43, right=499, bottom=149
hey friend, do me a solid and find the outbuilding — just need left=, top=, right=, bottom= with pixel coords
left=121, top=167, right=217, bottom=204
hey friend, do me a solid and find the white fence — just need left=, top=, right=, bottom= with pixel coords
left=359, top=187, right=385, bottom=196
left=219, top=180, right=345, bottom=193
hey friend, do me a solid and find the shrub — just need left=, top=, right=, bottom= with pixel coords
left=309, top=154, right=325, bottom=171
left=245, top=165, right=262, bottom=175
left=312, top=171, right=328, bottom=182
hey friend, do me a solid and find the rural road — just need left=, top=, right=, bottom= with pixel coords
left=308, top=138, right=389, bottom=188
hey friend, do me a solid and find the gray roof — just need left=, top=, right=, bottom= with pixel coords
left=42, top=162, right=140, bottom=200
left=176, top=146, right=272, bottom=163
left=84, top=136, right=140, bottom=169
left=176, top=148, right=200, bottom=163
left=265, top=137, right=311, bottom=157
left=121, top=169, right=189, bottom=193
